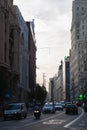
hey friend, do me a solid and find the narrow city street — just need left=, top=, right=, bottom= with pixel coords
left=0, top=107, right=87, bottom=130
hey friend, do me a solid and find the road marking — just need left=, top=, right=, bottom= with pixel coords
left=14, top=111, right=64, bottom=129
left=43, top=119, right=66, bottom=125
left=0, top=112, right=64, bottom=129
left=79, top=121, right=86, bottom=127
left=64, top=108, right=84, bottom=128
left=41, top=111, right=64, bottom=122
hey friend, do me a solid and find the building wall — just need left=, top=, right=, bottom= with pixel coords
left=49, top=78, right=54, bottom=102
left=53, top=76, right=58, bottom=102
left=49, top=61, right=63, bottom=102
left=14, top=6, right=29, bottom=102
left=64, top=56, right=70, bottom=101
left=0, top=3, right=9, bottom=66
left=70, top=0, right=87, bottom=100
left=0, top=0, right=20, bottom=102
left=48, top=79, right=51, bottom=101
left=26, top=21, right=36, bottom=101
left=57, top=61, right=63, bottom=101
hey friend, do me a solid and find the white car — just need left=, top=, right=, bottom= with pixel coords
left=3, top=103, right=27, bottom=120
left=42, top=103, right=56, bottom=114
left=54, top=103, right=63, bottom=111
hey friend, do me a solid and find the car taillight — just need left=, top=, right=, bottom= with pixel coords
left=73, top=108, right=77, bottom=111
left=66, top=108, right=69, bottom=110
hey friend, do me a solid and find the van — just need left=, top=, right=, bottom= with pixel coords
left=3, top=103, right=27, bottom=120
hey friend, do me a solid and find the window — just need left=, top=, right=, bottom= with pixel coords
left=77, top=7, right=79, bottom=11
left=84, top=64, right=87, bottom=71
left=83, top=32, right=84, bottom=36
left=76, top=13, right=79, bottom=17
left=82, top=25, right=84, bottom=30
left=76, top=23, right=79, bottom=28
left=81, top=7, right=85, bottom=15
left=77, top=35, right=79, bottom=39
left=82, top=7, right=85, bottom=11
left=77, top=30, right=79, bottom=34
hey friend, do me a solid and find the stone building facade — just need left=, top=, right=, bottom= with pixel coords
left=70, top=0, right=87, bottom=100
left=0, top=0, right=20, bottom=102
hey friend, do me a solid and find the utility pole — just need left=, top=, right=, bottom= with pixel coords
left=43, top=73, right=46, bottom=87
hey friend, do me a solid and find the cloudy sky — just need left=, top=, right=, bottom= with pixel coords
left=14, top=0, right=73, bottom=90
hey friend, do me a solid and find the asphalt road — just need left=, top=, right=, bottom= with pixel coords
left=0, top=107, right=87, bottom=130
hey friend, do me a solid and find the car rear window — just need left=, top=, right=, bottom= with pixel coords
left=67, top=105, right=76, bottom=108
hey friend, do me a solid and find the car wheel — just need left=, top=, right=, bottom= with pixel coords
left=76, top=111, right=78, bottom=115
left=65, top=111, right=68, bottom=114
left=17, top=114, right=22, bottom=120
left=4, top=116, right=7, bottom=121
left=24, top=113, right=27, bottom=118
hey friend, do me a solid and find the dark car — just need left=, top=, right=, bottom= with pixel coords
left=65, top=104, right=78, bottom=115
left=42, top=103, right=55, bottom=114
left=3, top=103, right=27, bottom=120
left=83, top=104, right=87, bottom=112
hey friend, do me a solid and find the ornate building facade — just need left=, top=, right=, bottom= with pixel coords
left=0, top=0, right=20, bottom=102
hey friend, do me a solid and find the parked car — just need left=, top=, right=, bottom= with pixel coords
left=65, top=104, right=78, bottom=115
left=42, top=103, right=55, bottom=114
left=54, top=103, right=63, bottom=111
left=3, top=103, right=27, bottom=120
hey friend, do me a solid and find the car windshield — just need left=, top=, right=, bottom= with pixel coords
left=5, top=104, right=21, bottom=110
left=44, top=104, right=53, bottom=108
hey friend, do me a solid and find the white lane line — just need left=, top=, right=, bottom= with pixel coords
left=64, top=108, right=84, bottom=128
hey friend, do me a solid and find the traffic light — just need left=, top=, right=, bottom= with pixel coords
left=78, top=94, right=84, bottom=101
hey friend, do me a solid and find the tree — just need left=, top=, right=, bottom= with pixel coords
left=35, top=84, right=47, bottom=105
